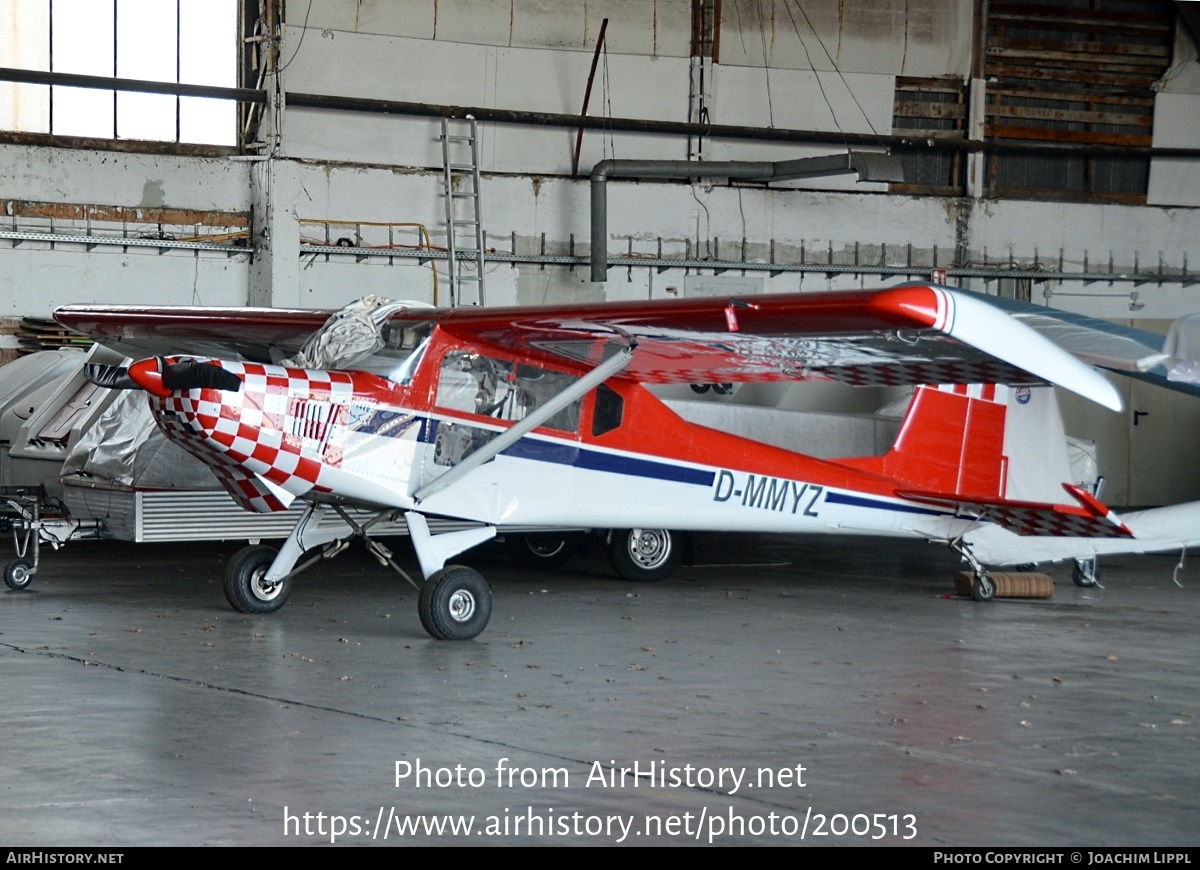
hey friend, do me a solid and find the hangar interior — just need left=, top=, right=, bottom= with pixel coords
left=1, top=0, right=1200, bottom=847
left=1, top=0, right=1199, bottom=505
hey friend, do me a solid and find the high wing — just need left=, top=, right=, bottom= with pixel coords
left=57, top=284, right=1123, bottom=411
left=971, top=294, right=1200, bottom=400
left=54, top=305, right=331, bottom=363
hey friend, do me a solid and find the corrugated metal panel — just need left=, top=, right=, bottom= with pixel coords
left=135, top=491, right=321, bottom=541
left=62, top=482, right=568, bottom=543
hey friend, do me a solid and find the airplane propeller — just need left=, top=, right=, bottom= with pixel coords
left=85, top=357, right=242, bottom=397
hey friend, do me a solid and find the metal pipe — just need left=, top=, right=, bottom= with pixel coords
left=5, top=67, right=1200, bottom=161
left=591, top=159, right=770, bottom=282
left=590, top=155, right=901, bottom=281
left=0, top=66, right=265, bottom=104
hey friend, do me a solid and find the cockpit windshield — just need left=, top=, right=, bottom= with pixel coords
left=355, top=320, right=435, bottom=385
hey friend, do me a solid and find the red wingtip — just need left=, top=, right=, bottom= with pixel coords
left=1063, top=483, right=1133, bottom=536
left=867, top=284, right=949, bottom=331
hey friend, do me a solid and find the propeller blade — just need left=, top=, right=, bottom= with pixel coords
left=84, top=363, right=140, bottom=390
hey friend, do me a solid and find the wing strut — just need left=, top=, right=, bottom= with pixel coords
left=413, top=344, right=635, bottom=503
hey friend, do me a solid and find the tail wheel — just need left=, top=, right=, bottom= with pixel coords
left=1072, top=559, right=1099, bottom=588
left=971, top=572, right=997, bottom=602
left=607, top=529, right=682, bottom=582
left=4, top=559, right=34, bottom=591
left=419, top=565, right=492, bottom=640
left=224, top=545, right=291, bottom=614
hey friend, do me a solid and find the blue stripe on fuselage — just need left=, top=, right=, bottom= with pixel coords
left=824, top=491, right=950, bottom=518
left=424, top=417, right=715, bottom=487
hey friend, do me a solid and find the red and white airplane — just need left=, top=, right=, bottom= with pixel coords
left=56, top=283, right=1200, bottom=640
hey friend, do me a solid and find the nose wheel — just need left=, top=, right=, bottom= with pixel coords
left=419, top=565, right=492, bottom=640
left=224, top=545, right=292, bottom=613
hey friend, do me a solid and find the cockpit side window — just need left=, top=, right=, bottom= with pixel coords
left=592, top=384, right=624, bottom=436
left=436, top=351, right=582, bottom=434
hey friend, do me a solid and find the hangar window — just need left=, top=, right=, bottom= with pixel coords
left=0, top=0, right=238, bottom=146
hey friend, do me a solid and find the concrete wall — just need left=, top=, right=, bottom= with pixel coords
left=0, top=144, right=251, bottom=314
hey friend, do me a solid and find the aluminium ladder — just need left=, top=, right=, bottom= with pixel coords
left=440, top=117, right=486, bottom=307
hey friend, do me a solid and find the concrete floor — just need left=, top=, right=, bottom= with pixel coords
left=0, top=531, right=1197, bottom=847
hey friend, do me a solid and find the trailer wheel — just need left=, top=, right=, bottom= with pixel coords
left=4, top=559, right=33, bottom=591
left=224, top=545, right=290, bottom=613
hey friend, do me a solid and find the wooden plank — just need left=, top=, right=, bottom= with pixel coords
left=989, top=185, right=1147, bottom=206
left=890, top=128, right=968, bottom=140
left=990, top=3, right=1173, bottom=32
left=988, top=45, right=1169, bottom=68
left=984, top=124, right=1152, bottom=147
left=0, top=199, right=250, bottom=228
left=986, top=103, right=1152, bottom=128
left=990, top=37, right=1170, bottom=60
left=986, top=85, right=1154, bottom=107
left=894, top=101, right=967, bottom=120
left=895, top=76, right=966, bottom=93
left=987, top=62, right=1161, bottom=89
left=890, top=183, right=967, bottom=197
left=988, top=49, right=1168, bottom=73
left=990, top=9, right=1170, bottom=38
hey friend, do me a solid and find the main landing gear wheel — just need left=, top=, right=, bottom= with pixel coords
left=4, top=559, right=33, bottom=591
left=224, top=545, right=292, bottom=614
left=608, top=529, right=682, bottom=582
left=505, top=533, right=574, bottom=570
left=971, top=572, right=997, bottom=602
left=419, top=565, right=492, bottom=640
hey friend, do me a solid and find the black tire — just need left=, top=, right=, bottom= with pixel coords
left=224, top=545, right=291, bottom=614
left=1072, top=559, right=1099, bottom=588
left=505, top=533, right=574, bottom=570
left=607, top=529, right=682, bottom=582
left=419, top=565, right=492, bottom=640
left=971, top=572, right=997, bottom=602
left=4, top=559, right=33, bottom=591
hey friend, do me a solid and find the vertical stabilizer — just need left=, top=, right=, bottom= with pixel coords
left=843, top=384, right=1075, bottom=503
left=999, top=385, right=1077, bottom=503
left=881, top=385, right=1006, bottom=496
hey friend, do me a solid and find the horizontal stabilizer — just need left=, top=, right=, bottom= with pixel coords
left=898, top=482, right=1133, bottom=539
